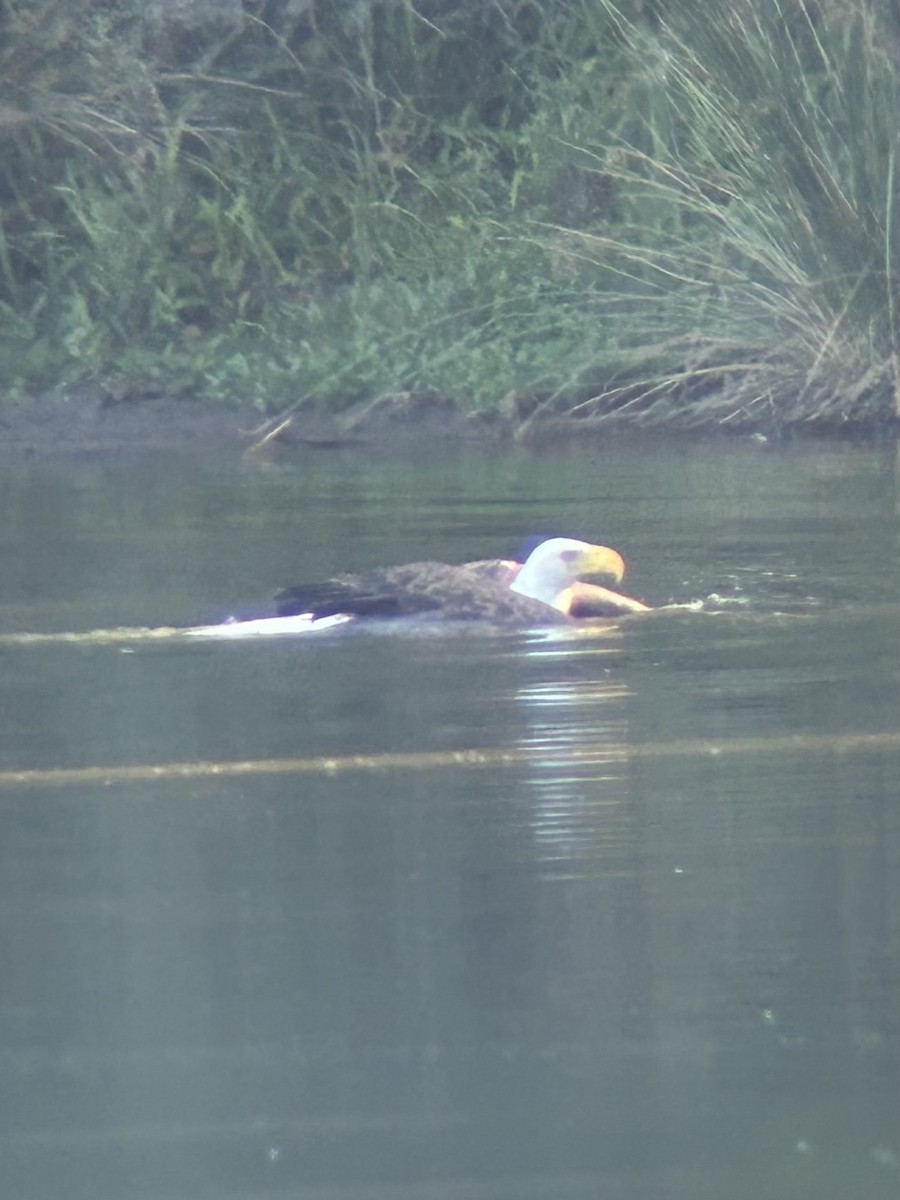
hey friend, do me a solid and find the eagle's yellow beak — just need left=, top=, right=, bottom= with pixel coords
left=580, top=543, right=625, bottom=585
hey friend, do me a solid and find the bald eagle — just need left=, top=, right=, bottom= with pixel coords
left=273, top=538, right=649, bottom=625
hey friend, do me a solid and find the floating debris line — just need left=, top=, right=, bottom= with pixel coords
left=0, top=613, right=348, bottom=645
left=0, top=626, right=187, bottom=646
left=1, top=732, right=899, bottom=791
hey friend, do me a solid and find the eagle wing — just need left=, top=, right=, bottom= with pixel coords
left=274, top=556, right=648, bottom=623
left=275, top=559, right=564, bottom=623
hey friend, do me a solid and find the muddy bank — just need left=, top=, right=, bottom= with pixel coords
left=0, top=393, right=258, bottom=462
left=0, top=389, right=889, bottom=463
left=0, top=390, right=509, bottom=463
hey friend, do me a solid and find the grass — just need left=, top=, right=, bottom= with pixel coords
left=521, top=0, right=900, bottom=429
left=0, top=0, right=897, bottom=431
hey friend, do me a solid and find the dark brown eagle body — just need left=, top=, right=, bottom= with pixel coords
left=276, top=557, right=648, bottom=624
left=276, top=559, right=562, bottom=623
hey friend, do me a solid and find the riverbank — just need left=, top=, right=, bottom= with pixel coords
left=1, top=2, right=897, bottom=434
left=1, top=388, right=894, bottom=464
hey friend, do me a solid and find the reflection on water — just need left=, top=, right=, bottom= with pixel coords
left=515, top=638, right=631, bottom=878
left=0, top=440, right=899, bottom=1200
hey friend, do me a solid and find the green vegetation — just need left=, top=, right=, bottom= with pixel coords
left=0, top=0, right=897, bottom=430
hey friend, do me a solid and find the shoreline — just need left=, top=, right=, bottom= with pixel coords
left=0, top=390, right=894, bottom=463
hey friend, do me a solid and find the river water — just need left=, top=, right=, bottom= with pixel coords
left=0, top=437, right=898, bottom=1200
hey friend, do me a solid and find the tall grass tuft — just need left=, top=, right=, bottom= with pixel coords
left=521, top=0, right=900, bottom=429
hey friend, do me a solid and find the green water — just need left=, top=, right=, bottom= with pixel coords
left=0, top=439, right=898, bottom=1199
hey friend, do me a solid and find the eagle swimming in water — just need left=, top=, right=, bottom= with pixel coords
left=273, top=537, right=649, bottom=626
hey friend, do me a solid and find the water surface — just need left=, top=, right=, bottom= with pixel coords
left=1, top=439, right=898, bottom=1200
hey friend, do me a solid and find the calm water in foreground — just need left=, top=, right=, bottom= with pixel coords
left=0, top=437, right=898, bottom=1200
